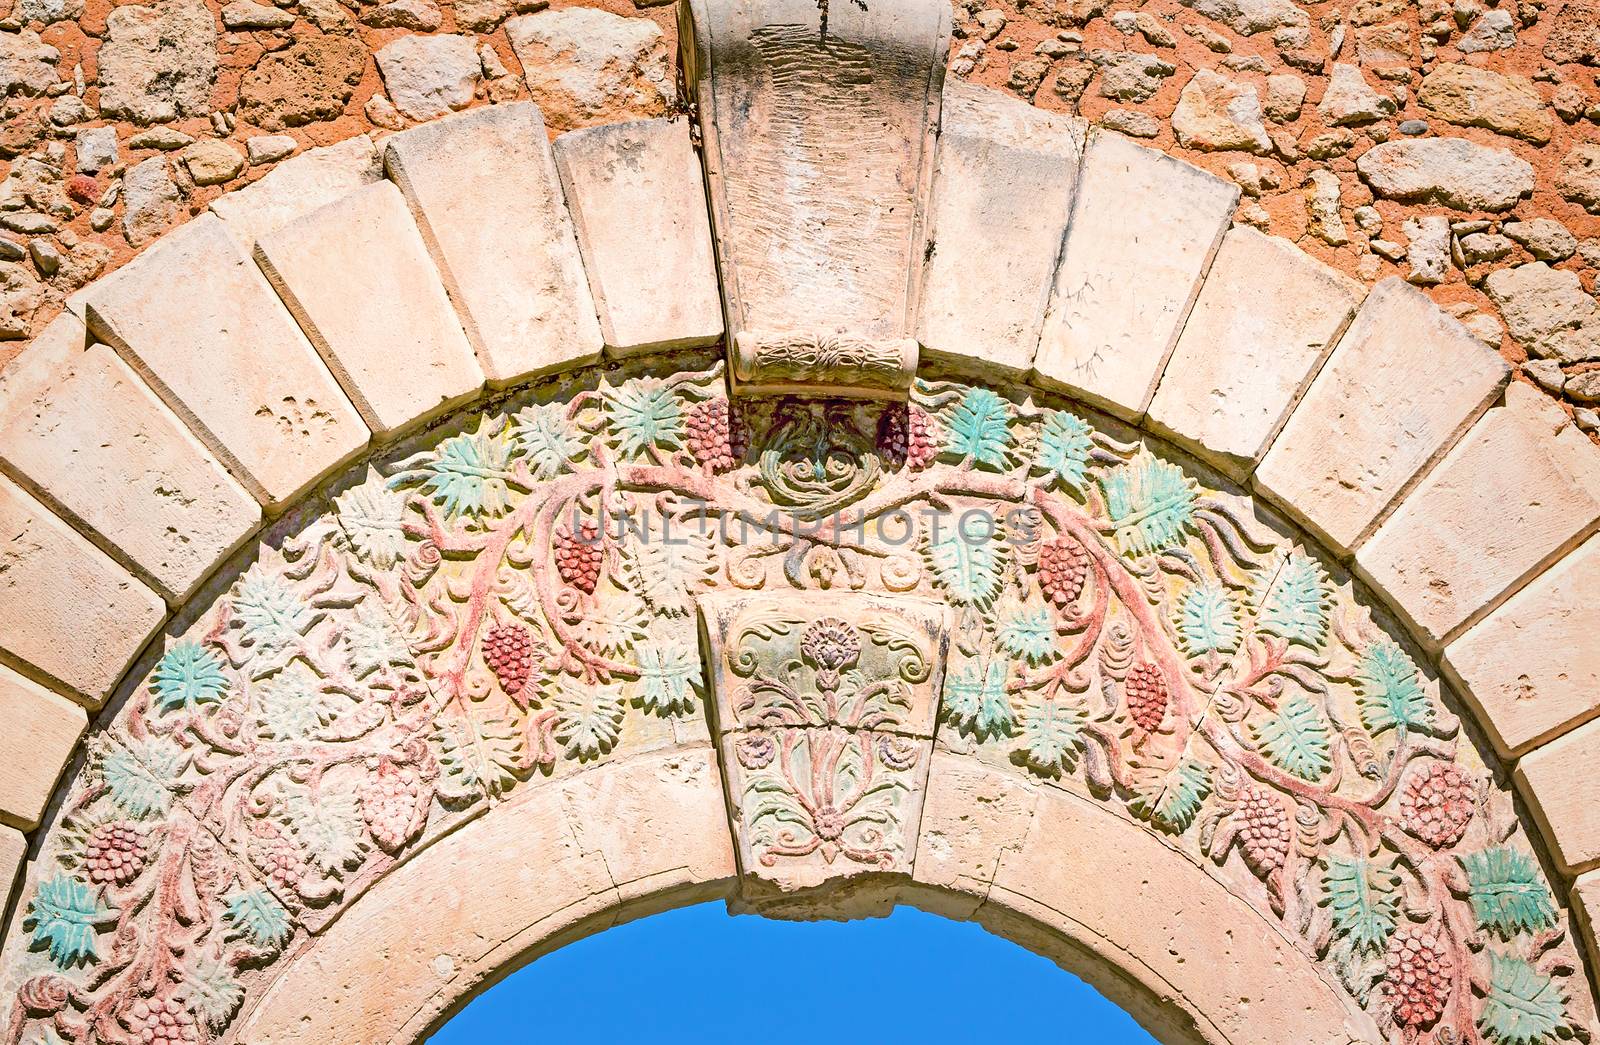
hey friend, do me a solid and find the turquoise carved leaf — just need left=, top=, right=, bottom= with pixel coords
left=1254, top=552, right=1332, bottom=649
left=632, top=643, right=701, bottom=716
left=224, top=887, right=292, bottom=952
left=103, top=736, right=185, bottom=819
left=1319, top=855, right=1398, bottom=955
left=922, top=521, right=1005, bottom=608
left=996, top=605, right=1061, bottom=666
left=1030, top=411, right=1093, bottom=493
left=1015, top=695, right=1086, bottom=776
left=391, top=422, right=516, bottom=519
left=1253, top=696, right=1333, bottom=782
left=1099, top=453, right=1196, bottom=556
left=1479, top=952, right=1569, bottom=1045
left=510, top=401, right=586, bottom=480
left=151, top=641, right=229, bottom=715
left=604, top=380, right=686, bottom=460
left=1175, top=583, right=1240, bottom=656
left=943, top=658, right=1015, bottom=740
left=230, top=568, right=321, bottom=678
left=940, top=387, right=1015, bottom=469
left=1129, top=758, right=1210, bottom=834
left=26, top=874, right=113, bottom=968
left=1354, top=640, right=1433, bottom=735
left=1461, top=847, right=1557, bottom=939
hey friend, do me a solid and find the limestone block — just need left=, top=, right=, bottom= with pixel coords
left=1443, top=533, right=1600, bottom=757
left=0, top=664, right=85, bottom=830
left=1255, top=278, right=1509, bottom=557
left=1358, top=382, right=1600, bottom=651
left=82, top=214, right=369, bottom=509
left=1146, top=227, right=1364, bottom=479
left=551, top=118, right=721, bottom=355
left=912, top=749, right=1039, bottom=915
left=1034, top=132, right=1239, bottom=420
left=208, top=136, right=382, bottom=254
left=0, top=473, right=165, bottom=707
left=383, top=103, right=602, bottom=387
left=0, top=826, right=22, bottom=919
left=0, top=313, right=260, bottom=603
left=1574, top=871, right=1600, bottom=993
left=1515, top=716, right=1600, bottom=875
left=917, top=81, right=1086, bottom=376
left=255, top=180, right=484, bottom=436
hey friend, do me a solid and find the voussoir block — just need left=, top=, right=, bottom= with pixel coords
left=255, top=180, right=485, bottom=436
left=82, top=214, right=370, bottom=510
left=1515, top=716, right=1600, bottom=876
left=209, top=137, right=383, bottom=255
left=1443, top=532, right=1600, bottom=757
left=917, top=81, right=1085, bottom=376
left=0, top=825, right=23, bottom=918
left=0, top=313, right=260, bottom=604
left=0, top=664, right=86, bottom=830
left=0, top=473, right=165, bottom=707
left=552, top=118, right=722, bottom=356
left=1256, top=278, right=1510, bottom=558
left=1146, top=227, right=1364, bottom=479
left=1033, top=131, right=1238, bottom=421
left=384, top=103, right=603, bottom=387
left=1575, top=872, right=1600, bottom=994
left=1358, top=382, right=1600, bottom=651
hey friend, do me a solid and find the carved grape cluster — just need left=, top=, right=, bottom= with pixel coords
left=553, top=520, right=603, bottom=594
left=1399, top=762, right=1476, bottom=849
left=84, top=821, right=148, bottom=888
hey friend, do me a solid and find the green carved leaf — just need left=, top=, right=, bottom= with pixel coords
left=26, top=874, right=113, bottom=968
left=555, top=681, right=627, bottom=760
left=1480, top=952, right=1569, bottom=1045
left=1254, top=552, right=1331, bottom=649
left=1099, top=453, right=1197, bottom=557
left=1253, top=695, right=1333, bottom=782
left=940, top=387, right=1015, bottom=470
left=334, top=472, right=408, bottom=569
left=230, top=568, right=320, bottom=678
left=1462, top=847, right=1557, bottom=939
left=996, top=605, right=1061, bottom=666
left=282, top=786, right=366, bottom=875
left=922, top=520, right=1006, bottom=608
left=1015, top=695, right=1086, bottom=777
left=151, top=641, right=229, bottom=715
left=1354, top=640, right=1432, bottom=736
left=1175, top=583, right=1240, bottom=656
left=631, top=642, right=701, bottom=716
left=510, top=401, right=586, bottom=480
left=103, top=736, right=185, bottom=819
left=604, top=380, right=685, bottom=460
left=943, top=658, right=1015, bottom=740
left=1319, top=855, right=1399, bottom=955
left=391, top=422, right=516, bottom=518
left=223, top=888, right=292, bottom=952
left=1030, top=411, right=1093, bottom=493
left=429, top=712, right=523, bottom=799
left=1130, top=759, right=1210, bottom=834
left=176, top=953, right=245, bottom=1033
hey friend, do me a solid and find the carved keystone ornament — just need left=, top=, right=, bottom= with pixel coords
left=679, top=0, right=949, bottom=397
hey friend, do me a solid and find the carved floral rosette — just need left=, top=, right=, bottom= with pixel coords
left=0, top=350, right=1593, bottom=1045
left=699, top=592, right=949, bottom=904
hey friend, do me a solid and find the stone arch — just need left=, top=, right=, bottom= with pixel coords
left=0, top=2, right=1599, bottom=1043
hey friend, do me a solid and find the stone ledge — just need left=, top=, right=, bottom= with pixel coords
left=0, top=664, right=85, bottom=831
left=1515, top=715, right=1600, bottom=877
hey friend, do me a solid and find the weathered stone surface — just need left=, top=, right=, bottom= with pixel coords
left=0, top=472, right=164, bottom=706
left=1444, top=533, right=1600, bottom=756
left=1358, top=382, right=1600, bottom=650
left=1505, top=218, right=1578, bottom=261
left=179, top=138, right=244, bottom=185
left=1357, top=137, right=1535, bottom=212
left=1264, top=72, right=1305, bottom=120
left=1403, top=214, right=1451, bottom=285
left=1560, top=143, right=1600, bottom=213
left=255, top=180, right=483, bottom=434
left=913, top=751, right=1038, bottom=908
left=245, top=133, right=296, bottom=165
left=1175, top=0, right=1307, bottom=34
left=384, top=103, right=601, bottom=386
left=0, top=260, right=42, bottom=338
left=1306, top=168, right=1347, bottom=244
left=1576, top=873, right=1600, bottom=1003
left=1147, top=227, right=1362, bottom=477
left=1545, top=0, right=1600, bottom=63
left=1257, top=278, right=1509, bottom=557
left=1484, top=262, right=1600, bottom=363
left=1516, top=716, right=1600, bottom=874
left=120, top=155, right=177, bottom=246
left=374, top=33, right=480, bottom=123
left=83, top=214, right=369, bottom=508
left=1098, top=108, right=1159, bottom=136
left=96, top=0, right=216, bottom=124
left=1417, top=64, right=1553, bottom=144
left=505, top=8, right=670, bottom=132
left=12, top=0, right=81, bottom=24
left=209, top=135, right=381, bottom=253
left=0, top=664, right=84, bottom=829
left=1460, top=8, right=1517, bottom=50
left=1035, top=132, right=1238, bottom=418
left=73, top=125, right=116, bottom=173
left=220, top=0, right=293, bottom=28
left=1318, top=62, right=1395, bottom=125
left=0, top=826, right=21, bottom=918
left=237, top=34, right=365, bottom=132
left=1171, top=68, right=1271, bottom=152
left=359, top=0, right=439, bottom=28
left=0, top=312, right=258, bottom=602
left=1090, top=49, right=1176, bottom=102
left=0, top=30, right=57, bottom=96
left=552, top=118, right=720, bottom=355
left=918, top=82, right=1084, bottom=375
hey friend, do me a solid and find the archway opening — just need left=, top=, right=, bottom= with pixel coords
left=427, top=902, right=1159, bottom=1044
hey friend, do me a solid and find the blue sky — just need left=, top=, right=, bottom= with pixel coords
left=429, top=901, right=1158, bottom=1044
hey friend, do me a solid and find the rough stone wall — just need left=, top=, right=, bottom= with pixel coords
left=0, top=0, right=1597, bottom=423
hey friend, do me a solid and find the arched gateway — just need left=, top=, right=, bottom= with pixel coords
left=0, top=1, right=1598, bottom=1043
